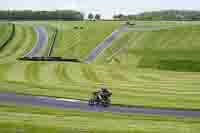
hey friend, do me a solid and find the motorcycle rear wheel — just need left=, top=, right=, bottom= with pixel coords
left=88, top=99, right=95, bottom=106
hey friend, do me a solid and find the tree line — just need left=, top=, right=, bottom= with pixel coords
left=0, top=10, right=84, bottom=20
left=113, top=10, right=200, bottom=21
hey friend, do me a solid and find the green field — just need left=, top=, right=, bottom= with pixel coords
left=0, top=104, right=199, bottom=133
left=0, top=21, right=200, bottom=110
left=0, top=21, right=200, bottom=132
left=0, top=24, right=36, bottom=63
left=0, top=23, right=15, bottom=50
left=16, top=21, right=122, bottom=59
left=100, top=24, right=200, bottom=72
left=51, top=21, right=122, bottom=60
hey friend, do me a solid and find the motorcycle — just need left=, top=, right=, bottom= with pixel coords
left=88, top=92, right=111, bottom=107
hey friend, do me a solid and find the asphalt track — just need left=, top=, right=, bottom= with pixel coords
left=24, top=26, right=48, bottom=57
left=84, top=26, right=129, bottom=63
left=0, top=93, right=200, bottom=118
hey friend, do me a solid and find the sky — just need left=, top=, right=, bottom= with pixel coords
left=1, top=0, right=200, bottom=19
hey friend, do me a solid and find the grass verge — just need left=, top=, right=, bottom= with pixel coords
left=0, top=103, right=200, bottom=133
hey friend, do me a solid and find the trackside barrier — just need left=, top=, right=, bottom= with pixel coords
left=18, top=56, right=80, bottom=63
left=48, top=28, right=58, bottom=56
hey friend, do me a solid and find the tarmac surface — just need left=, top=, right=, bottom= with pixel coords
left=85, top=26, right=129, bottom=63
left=0, top=93, right=200, bottom=118
left=25, top=26, right=48, bottom=57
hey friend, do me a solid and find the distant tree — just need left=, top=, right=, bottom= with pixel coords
left=133, top=10, right=200, bottom=21
left=118, top=14, right=124, bottom=19
left=0, top=10, right=83, bottom=21
left=95, top=14, right=101, bottom=20
left=113, top=15, right=118, bottom=20
left=88, top=13, right=94, bottom=20
left=112, top=10, right=200, bottom=21
left=113, top=14, right=127, bottom=20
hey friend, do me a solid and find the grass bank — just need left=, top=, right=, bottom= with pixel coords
left=0, top=104, right=200, bottom=133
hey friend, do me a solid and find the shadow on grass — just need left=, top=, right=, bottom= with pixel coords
left=139, top=59, right=200, bottom=72
left=17, top=56, right=81, bottom=63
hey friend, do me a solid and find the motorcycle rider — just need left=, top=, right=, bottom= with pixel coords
left=99, top=88, right=112, bottom=100
left=92, top=88, right=112, bottom=101
left=89, top=87, right=112, bottom=107
left=92, top=91, right=101, bottom=101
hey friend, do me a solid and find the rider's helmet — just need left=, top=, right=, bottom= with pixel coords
left=101, top=88, right=108, bottom=93
left=101, top=87, right=112, bottom=97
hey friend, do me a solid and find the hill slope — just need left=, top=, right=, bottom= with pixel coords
left=0, top=22, right=200, bottom=110
left=100, top=23, right=200, bottom=72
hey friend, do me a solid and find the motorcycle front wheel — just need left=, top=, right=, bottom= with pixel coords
left=102, top=99, right=111, bottom=107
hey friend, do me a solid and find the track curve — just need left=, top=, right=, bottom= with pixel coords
left=84, top=26, right=129, bottom=63
left=25, top=26, right=48, bottom=57
left=0, top=93, right=200, bottom=118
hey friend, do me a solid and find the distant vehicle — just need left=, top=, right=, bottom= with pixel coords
left=126, top=21, right=135, bottom=26
left=88, top=88, right=112, bottom=107
left=74, top=26, right=84, bottom=30
left=74, top=26, right=79, bottom=29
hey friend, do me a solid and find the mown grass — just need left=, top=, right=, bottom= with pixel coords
left=0, top=104, right=199, bottom=133
left=0, top=23, right=13, bottom=49
left=1, top=21, right=200, bottom=132
left=16, top=21, right=122, bottom=59
left=1, top=61, right=200, bottom=110
left=49, top=21, right=122, bottom=60
left=0, top=24, right=36, bottom=64
left=1, top=21, right=200, bottom=110
left=100, top=23, right=200, bottom=72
